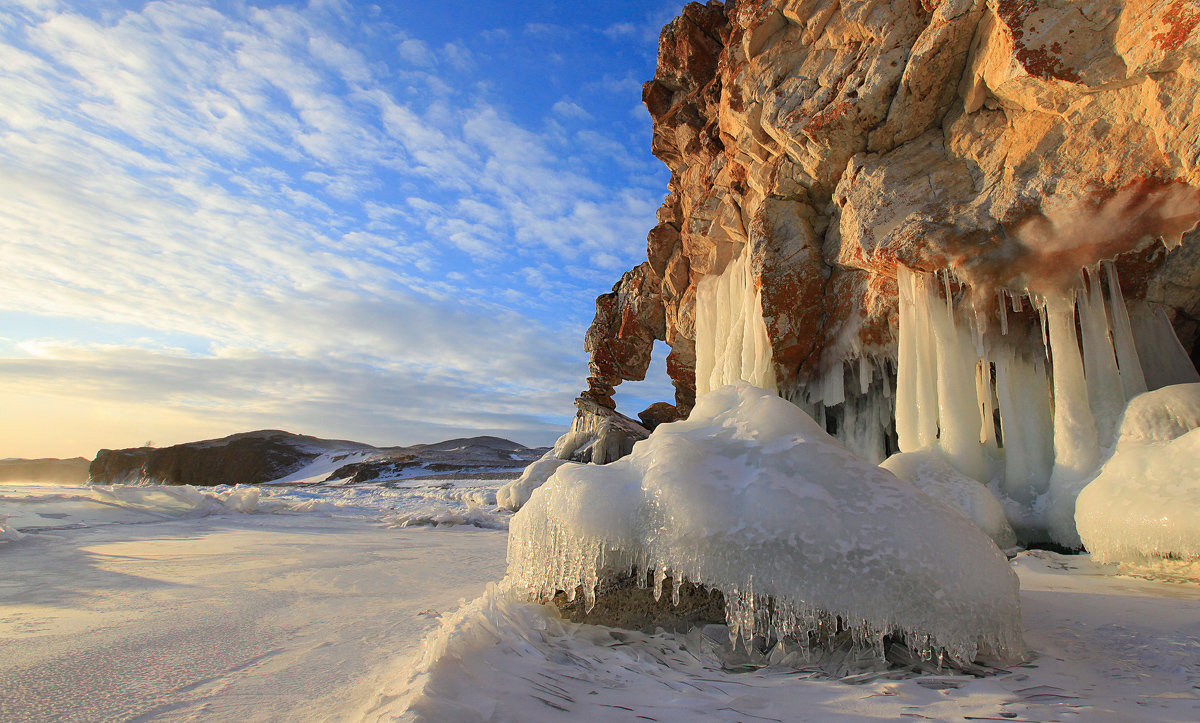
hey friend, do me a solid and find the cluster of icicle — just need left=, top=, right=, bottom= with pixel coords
left=694, top=245, right=777, bottom=396
left=507, top=384, right=1026, bottom=668
left=891, top=261, right=1196, bottom=546
left=507, top=523, right=1020, bottom=668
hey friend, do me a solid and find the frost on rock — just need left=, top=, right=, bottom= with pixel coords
left=881, top=449, right=1017, bottom=551
left=1075, top=384, right=1200, bottom=574
left=499, top=398, right=649, bottom=512
left=508, top=382, right=1026, bottom=667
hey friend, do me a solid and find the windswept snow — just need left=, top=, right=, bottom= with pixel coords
left=509, top=383, right=1025, bottom=666
left=0, top=480, right=512, bottom=535
left=367, top=552, right=1200, bottom=723
left=0, top=515, right=508, bottom=722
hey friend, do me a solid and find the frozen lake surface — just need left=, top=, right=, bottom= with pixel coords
left=2, top=480, right=1199, bottom=722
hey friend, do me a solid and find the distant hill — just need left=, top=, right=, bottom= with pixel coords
left=0, top=457, right=92, bottom=484
left=89, top=431, right=546, bottom=487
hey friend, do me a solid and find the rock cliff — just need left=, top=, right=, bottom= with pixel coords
left=584, top=0, right=1200, bottom=423
left=90, top=431, right=544, bottom=486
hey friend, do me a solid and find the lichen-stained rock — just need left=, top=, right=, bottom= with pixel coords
left=637, top=401, right=685, bottom=431
left=579, top=0, right=1200, bottom=415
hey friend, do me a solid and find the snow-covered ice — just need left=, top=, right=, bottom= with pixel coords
left=0, top=484, right=509, bottom=722
left=4, top=449, right=1200, bottom=720
left=496, top=450, right=567, bottom=511
left=509, top=383, right=1025, bottom=666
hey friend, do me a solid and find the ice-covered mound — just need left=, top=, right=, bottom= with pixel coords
left=508, top=383, right=1026, bottom=666
left=881, top=449, right=1017, bottom=551
left=1111, top=383, right=1200, bottom=444
left=1076, top=385, right=1200, bottom=573
left=497, top=451, right=567, bottom=511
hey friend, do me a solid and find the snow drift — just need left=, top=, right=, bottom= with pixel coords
left=1075, top=384, right=1200, bottom=571
left=508, top=383, right=1026, bottom=666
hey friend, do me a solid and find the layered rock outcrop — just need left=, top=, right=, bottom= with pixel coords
left=584, top=0, right=1200, bottom=418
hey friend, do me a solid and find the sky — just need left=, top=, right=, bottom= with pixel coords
left=0, top=0, right=683, bottom=458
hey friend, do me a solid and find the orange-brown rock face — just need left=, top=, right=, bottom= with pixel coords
left=582, top=0, right=1200, bottom=417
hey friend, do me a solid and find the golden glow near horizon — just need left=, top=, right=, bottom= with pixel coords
left=0, top=1, right=678, bottom=459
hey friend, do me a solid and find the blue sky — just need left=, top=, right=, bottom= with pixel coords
left=0, top=0, right=681, bottom=457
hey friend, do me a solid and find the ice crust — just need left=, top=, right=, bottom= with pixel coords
left=508, top=383, right=1025, bottom=666
left=880, top=449, right=1017, bottom=551
left=497, top=450, right=567, bottom=511
left=1075, top=384, right=1200, bottom=568
left=2, top=480, right=513, bottom=533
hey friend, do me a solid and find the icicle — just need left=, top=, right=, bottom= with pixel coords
left=997, top=289, right=1009, bottom=335
left=820, top=361, right=846, bottom=406
left=1078, top=269, right=1124, bottom=448
left=1128, top=301, right=1200, bottom=390
left=923, top=273, right=989, bottom=481
left=976, top=358, right=997, bottom=450
left=994, top=347, right=1054, bottom=507
left=1035, top=296, right=1051, bottom=361
left=913, top=273, right=941, bottom=449
left=895, top=266, right=920, bottom=451
left=1011, top=293, right=1022, bottom=313
left=858, top=356, right=872, bottom=396
left=1103, top=261, right=1148, bottom=401
left=1045, top=292, right=1100, bottom=548
left=941, top=269, right=954, bottom=324
left=695, top=245, right=777, bottom=395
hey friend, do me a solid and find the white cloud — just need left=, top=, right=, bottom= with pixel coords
left=0, top=0, right=668, bottom=456
left=602, top=22, right=638, bottom=39
left=397, top=37, right=434, bottom=66
left=441, top=40, right=474, bottom=72
left=551, top=99, right=591, bottom=120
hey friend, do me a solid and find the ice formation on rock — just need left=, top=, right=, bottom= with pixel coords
left=497, top=451, right=567, bottom=512
left=1075, top=384, right=1200, bottom=570
left=498, top=400, right=650, bottom=512
left=694, top=246, right=776, bottom=397
left=880, top=449, right=1016, bottom=551
left=508, top=383, right=1025, bottom=666
left=887, top=262, right=1197, bottom=547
